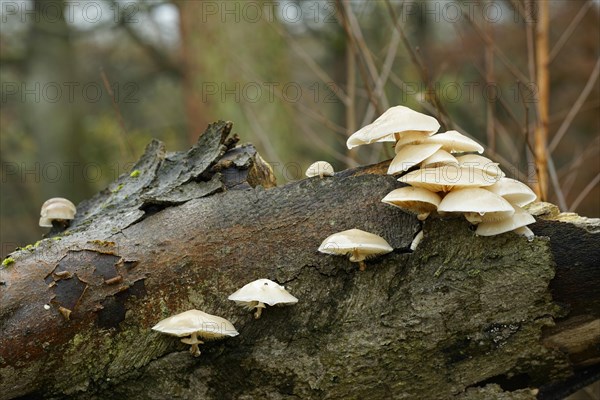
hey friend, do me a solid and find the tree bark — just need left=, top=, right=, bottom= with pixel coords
left=1, top=122, right=598, bottom=400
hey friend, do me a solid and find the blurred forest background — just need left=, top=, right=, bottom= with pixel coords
left=1, top=0, right=599, bottom=259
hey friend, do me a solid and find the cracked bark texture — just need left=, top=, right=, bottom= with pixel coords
left=0, top=122, right=598, bottom=400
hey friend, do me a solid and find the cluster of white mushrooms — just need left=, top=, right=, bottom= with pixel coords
left=355, top=105, right=538, bottom=244
left=152, top=278, right=298, bottom=356
left=310, top=105, right=537, bottom=269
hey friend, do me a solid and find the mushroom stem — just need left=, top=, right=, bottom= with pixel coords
left=181, top=332, right=204, bottom=357
left=349, top=250, right=367, bottom=271
left=254, top=302, right=265, bottom=319
left=417, top=212, right=430, bottom=221
left=358, top=260, right=367, bottom=272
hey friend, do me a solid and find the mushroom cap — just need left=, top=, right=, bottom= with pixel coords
left=398, top=166, right=499, bottom=192
left=387, top=143, right=442, bottom=175
left=152, top=310, right=239, bottom=339
left=346, top=106, right=440, bottom=149
left=39, top=198, right=76, bottom=226
left=228, top=279, right=298, bottom=307
left=485, top=178, right=537, bottom=207
left=305, top=161, right=335, bottom=178
left=42, top=197, right=76, bottom=212
left=420, top=149, right=459, bottom=168
left=456, top=154, right=505, bottom=179
left=39, top=217, right=54, bottom=228
left=393, top=131, right=436, bottom=148
left=318, top=228, right=393, bottom=260
left=513, top=226, right=535, bottom=240
left=438, top=188, right=515, bottom=221
left=381, top=186, right=441, bottom=215
left=476, top=205, right=536, bottom=236
left=420, top=130, right=484, bottom=154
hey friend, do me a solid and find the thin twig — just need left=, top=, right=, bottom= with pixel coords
left=549, top=0, right=593, bottom=63
left=485, top=3, right=496, bottom=152
left=384, top=0, right=451, bottom=128
left=335, top=0, right=383, bottom=115
left=525, top=0, right=537, bottom=88
left=341, top=1, right=388, bottom=107
left=533, top=0, right=550, bottom=200
left=547, top=156, right=568, bottom=210
left=360, top=20, right=400, bottom=127
left=462, top=9, right=529, bottom=84
left=548, top=57, right=600, bottom=152
left=271, top=22, right=349, bottom=105
left=99, top=68, right=135, bottom=160
left=346, top=42, right=357, bottom=166
left=570, top=172, right=600, bottom=212
left=240, top=103, right=284, bottom=168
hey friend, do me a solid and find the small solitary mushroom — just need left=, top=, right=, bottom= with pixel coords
left=228, top=279, right=298, bottom=319
left=305, top=161, right=335, bottom=178
left=318, top=228, right=393, bottom=271
left=152, top=309, right=239, bottom=357
left=39, top=198, right=76, bottom=228
left=381, top=186, right=441, bottom=220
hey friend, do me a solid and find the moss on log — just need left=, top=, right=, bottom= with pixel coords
left=0, top=122, right=598, bottom=400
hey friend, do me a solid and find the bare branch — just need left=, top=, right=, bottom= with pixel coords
left=548, top=57, right=600, bottom=153
left=270, top=23, right=349, bottom=105
left=462, top=10, right=529, bottom=84
left=549, top=0, right=594, bottom=63
left=570, top=172, right=600, bottom=211
left=533, top=0, right=550, bottom=200
left=100, top=69, right=135, bottom=160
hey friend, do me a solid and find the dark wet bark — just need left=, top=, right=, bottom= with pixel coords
left=1, top=122, right=598, bottom=400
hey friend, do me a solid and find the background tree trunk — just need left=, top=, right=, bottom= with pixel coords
left=1, top=122, right=598, bottom=400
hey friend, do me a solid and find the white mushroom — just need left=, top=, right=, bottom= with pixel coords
left=456, top=154, right=505, bottom=180
left=381, top=186, right=441, bottom=220
left=228, top=279, right=298, bottom=319
left=39, top=198, right=76, bottom=227
left=152, top=309, right=239, bottom=357
left=420, top=149, right=459, bottom=169
left=425, top=130, right=484, bottom=153
left=410, top=230, right=424, bottom=251
left=394, top=130, right=484, bottom=154
left=305, top=161, right=335, bottom=178
left=393, top=131, right=436, bottom=148
left=318, top=228, right=393, bottom=271
left=387, top=143, right=442, bottom=175
left=475, top=205, right=536, bottom=237
left=513, top=226, right=535, bottom=241
left=346, top=106, right=440, bottom=149
left=398, top=166, right=500, bottom=192
left=437, top=188, right=515, bottom=224
left=485, top=178, right=537, bottom=207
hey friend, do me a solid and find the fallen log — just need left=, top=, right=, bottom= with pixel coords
left=0, top=122, right=598, bottom=399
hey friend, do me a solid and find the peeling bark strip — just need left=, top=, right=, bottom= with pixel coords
left=0, top=122, right=598, bottom=400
